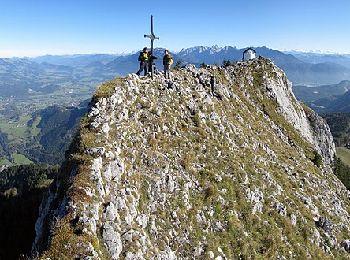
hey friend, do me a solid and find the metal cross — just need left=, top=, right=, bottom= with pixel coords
left=144, top=15, right=159, bottom=78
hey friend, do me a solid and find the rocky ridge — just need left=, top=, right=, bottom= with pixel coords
left=33, top=58, right=350, bottom=259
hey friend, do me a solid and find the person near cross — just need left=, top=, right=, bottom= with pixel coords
left=136, top=47, right=149, bottom=76
left=163, top=50, right=173, bottom=80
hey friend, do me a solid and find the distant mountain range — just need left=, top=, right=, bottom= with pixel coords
left=286, top=51, right=350, bottom=69
left=23, top=46, right=350, bottom=85
left=175, top=47, right=350, bottom=85
left=2, top=45, right=350, bottom=106
left=84, top=47, right=350, bottom=86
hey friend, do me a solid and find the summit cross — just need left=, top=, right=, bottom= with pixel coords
left=144, top=15, right=159, bottom=78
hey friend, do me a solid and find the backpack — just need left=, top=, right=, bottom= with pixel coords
left=163, top=54, right=173, bottom=65
left=139, top=52, right=148, bottom=62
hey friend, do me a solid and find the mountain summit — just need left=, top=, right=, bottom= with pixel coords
left=33, top=58, right=350, bottom=259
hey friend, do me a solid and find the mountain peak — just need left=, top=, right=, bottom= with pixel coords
left=32, top=58, right=350, bottom=259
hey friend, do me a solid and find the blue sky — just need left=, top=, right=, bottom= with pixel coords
left=0, top=0, right=349, bottom=57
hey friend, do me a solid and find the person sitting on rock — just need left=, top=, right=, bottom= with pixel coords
left=163, top=50, right=174, bottom=80
left=136, top=47, right=149, bottom=76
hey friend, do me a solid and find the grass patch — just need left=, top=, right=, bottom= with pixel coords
left=311, top=150, right=323, bottom=167
left=12, top=153, right=33, bottom=165
left=0, top=158, right=12, bottom=166
left=336, top=147, right=350, bottom=166
left=0, top=115, right=31, bottom=142
left=29, top=115, right=41, bottom=136
left=93, top=77, right=125, bottom=100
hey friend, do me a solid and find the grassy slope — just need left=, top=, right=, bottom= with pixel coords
left=0, top=115, right=31, bottom=142
left=336, top=147, right=350, bottom=166
left=42, top=62, right=350, bottom=259
left=0, top=116, right=35, bottom=166
left=0, top=158, right=12, bottom=165
left=322, top=113, right=350, bottom=147
left=12, top=153, right=33, bottom=165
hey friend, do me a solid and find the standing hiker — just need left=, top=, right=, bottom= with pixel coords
left=163, top=50, right=173, bottom=80
left=136, top=47, right=149, bottom=76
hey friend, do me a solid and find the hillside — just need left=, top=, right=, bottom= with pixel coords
left=322, top=113, right=350, bottom=147
left=313, top=90, right=350, bottom=113
left=293, top=80, right=350, bottom=103
left=336, top=148, right=350, bottom=166
left=293, top=81, right=350, bottom=113
left=30, top=58, right=350, bottom=259
left=26, top=102, right=89, bottom=164
left=0, top=164, right=58, bottom=259
left=0, top=100, right=88, bottom=166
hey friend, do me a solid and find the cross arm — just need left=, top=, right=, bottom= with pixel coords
left=144, top=34, right=159, bottom=40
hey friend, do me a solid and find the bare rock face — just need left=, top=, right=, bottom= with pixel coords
left=33, top=58, right=350, bottom=259
left=258, top=62, right=335, bottom=164
left=303, top=108, right=336, bottom=164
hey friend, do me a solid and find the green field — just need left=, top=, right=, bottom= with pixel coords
left=12, top=153, right=33, bottom=165
left=336, top=147, right=350, bottom=166
left=30, top=116, right=41, bottom=136
left=0, top=115, right=38, bottom=166
left=0, top=153, right=33, bottom=166
left=0, top=115, right=31, bottom=142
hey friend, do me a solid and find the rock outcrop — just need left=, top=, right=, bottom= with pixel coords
left=33, top=58, right=350, bottom=259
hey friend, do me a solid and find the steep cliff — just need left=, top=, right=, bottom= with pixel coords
left=33, top=58, right=350, bottom=259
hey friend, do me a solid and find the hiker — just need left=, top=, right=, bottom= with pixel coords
left=163, top=50, right=173, bottom=79
left=210, top=75, right=215, bottom=94
left=136, top=47, right=149, bottom=76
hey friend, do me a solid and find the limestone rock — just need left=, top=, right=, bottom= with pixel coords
left=32, top=58, right=350, bottom=259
